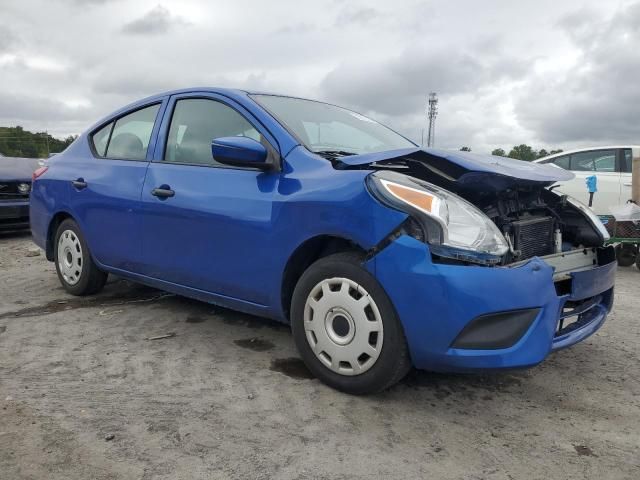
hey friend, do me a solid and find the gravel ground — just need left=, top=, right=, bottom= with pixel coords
left=0, top=230, right=639, bottom=479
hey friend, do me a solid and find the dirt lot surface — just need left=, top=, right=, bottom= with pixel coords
left=1, top=231, right=639, bottom=479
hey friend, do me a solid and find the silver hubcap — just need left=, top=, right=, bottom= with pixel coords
left=304, top=277, right=384, bottom=376
left=57, top=229, right=83, bottom=286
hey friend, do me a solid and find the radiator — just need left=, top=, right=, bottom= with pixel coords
left=512, top=216, right=555, bottom=260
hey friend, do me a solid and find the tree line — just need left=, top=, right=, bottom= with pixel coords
left=1, top=124, right=563, bottom=163
left=0, top=126, right=77, bottom=158
left=459, top=145, right=563, bottom=161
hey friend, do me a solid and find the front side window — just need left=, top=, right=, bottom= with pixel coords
left=104, top=104, right=160, bottom=160
left=550, top=155, right=570, bottom=169
left=252, top=95, right=415, bottom=155
left=570, top=150, right=616, bottom=172
left=164, top=98, right=262, bottom=166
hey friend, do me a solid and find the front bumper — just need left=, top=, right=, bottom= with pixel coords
left=368, top=235, right=616, bottom=372
left=0, top=200, right=30, bottom=230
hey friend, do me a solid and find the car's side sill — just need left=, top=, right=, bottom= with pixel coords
left=99, top=264, right=279, bottom=321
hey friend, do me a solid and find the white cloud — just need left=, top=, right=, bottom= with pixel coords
left=0, top=0, right=635, bottom=151
left=122, top=5, right=191, bottom=35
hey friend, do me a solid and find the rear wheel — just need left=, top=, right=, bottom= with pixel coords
left=291, top=252, right=411, bottom=394
left=54, top=219, right=107, bottom=295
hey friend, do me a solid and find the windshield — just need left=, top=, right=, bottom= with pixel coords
left=252, top=95, right=416, bottom=156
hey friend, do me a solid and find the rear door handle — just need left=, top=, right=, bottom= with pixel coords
left=151, top=186, right=175, bottom=198
left=71, top=178, right=87, bottom=190
left=623, top=182, right=632, bottom=187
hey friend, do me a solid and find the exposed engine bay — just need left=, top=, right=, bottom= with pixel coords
left=463, top=186, right=603, bottom=264
left=334, top=149, right=608, bottom=267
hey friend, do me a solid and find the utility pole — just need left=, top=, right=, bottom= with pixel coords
left=426, top=92, right=438, bottom=148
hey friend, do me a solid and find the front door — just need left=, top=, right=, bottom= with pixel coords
left=138, top=94, right=280, bottom=305
left=551, top=149, right=621, bottom=215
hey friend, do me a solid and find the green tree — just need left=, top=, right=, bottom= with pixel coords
left=537, top=149, right=549, bottom=159
left=508, top=144, right=537, bottom=162
left=491, top=148, right=506, bottom=157
left=0, top=126, right=76, bottom=158
left=460, top=146, right=471, bottom=152
left=549, top=149, right=563, bottom=155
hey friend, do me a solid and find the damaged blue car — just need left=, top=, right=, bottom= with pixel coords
left=29, top=88, right=616, bottom=393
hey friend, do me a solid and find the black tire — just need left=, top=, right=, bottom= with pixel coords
left=54, top=218, right=108, bottom=296
left=290, top=251, right=411, bottom=394
left=635, top=252, right=640, bottom=271
left=615, top=244, right=637, bottom=267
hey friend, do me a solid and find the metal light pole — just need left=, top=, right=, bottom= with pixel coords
left=426, top=92, right=438, bottom=148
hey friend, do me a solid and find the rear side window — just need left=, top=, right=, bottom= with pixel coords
left=93, top=104, right=160, bottom=160
left=622, top=149, right=633, bottom=173
left=92, top=122, right=113, bottom=157
left=164, top=98, right=262, bottom=166
left=570, top=150, right=616, bottom=172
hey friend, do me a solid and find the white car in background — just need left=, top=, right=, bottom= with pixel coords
left=535, top=146, right=635, bottom=215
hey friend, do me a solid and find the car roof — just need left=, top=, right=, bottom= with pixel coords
left=536, top=146, right=640, bottom=162
left=125, top=87, right=314, bottom=107
left=88, top=87, right=324, bottom=133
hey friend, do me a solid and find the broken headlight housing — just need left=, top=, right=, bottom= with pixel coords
left=367, top=171, right=509, bottom=265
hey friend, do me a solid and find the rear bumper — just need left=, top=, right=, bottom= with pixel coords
left=0, top=200, right=30, bottom=230
left=368, top=235, right=616, bottom=372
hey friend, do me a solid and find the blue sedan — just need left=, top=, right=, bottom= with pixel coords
left=30, top=88, right=616, bottom=393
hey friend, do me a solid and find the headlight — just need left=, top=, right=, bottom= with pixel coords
left=367, top=171, right=508, bottom=264
left=17, top=183, right=31, bottom=194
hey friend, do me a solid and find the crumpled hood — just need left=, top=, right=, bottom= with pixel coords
left=338, top=147, right=574, bottom=191
left=0, top=156, right=40, bottom=182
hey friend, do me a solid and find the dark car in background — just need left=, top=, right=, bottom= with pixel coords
left=0, top=156, right=39, bottom=231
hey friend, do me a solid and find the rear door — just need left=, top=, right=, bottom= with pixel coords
left=68, top=101, right=166, bottom=271
left=548, top=149, right=620, bottom=214
left=138, top=93, right=280, bottom=305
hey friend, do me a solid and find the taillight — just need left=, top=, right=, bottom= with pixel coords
left=32, top=166, right=48, bottom=181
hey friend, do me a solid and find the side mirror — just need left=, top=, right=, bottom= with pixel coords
left=211, top=136, right=269, bottom=168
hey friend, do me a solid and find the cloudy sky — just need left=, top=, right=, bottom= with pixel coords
left=0, top=0, right=638, bottom=153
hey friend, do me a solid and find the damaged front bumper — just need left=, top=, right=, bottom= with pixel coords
left=366, top=235, right=616, bottom=372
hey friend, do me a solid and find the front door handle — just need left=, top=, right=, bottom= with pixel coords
left=151, top=186, right=175, bottom=198
left=623, top=182, right=632, bottom=187
left=71, top=178, right=87, bottom=190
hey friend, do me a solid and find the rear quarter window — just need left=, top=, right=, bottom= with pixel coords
left=92, top=122, right=113, bottom=157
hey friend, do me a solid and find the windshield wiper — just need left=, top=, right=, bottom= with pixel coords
left=314, top=150, right=358, bottom=158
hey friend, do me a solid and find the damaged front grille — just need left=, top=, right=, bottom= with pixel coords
left=511, top=216, right=555, bottom=260
left=556, top=295, right=603, bottom=337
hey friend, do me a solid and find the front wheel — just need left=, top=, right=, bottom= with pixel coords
left=54, top=218, right=108, bottom=296
left=291, top=252, right=411, bottom=394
